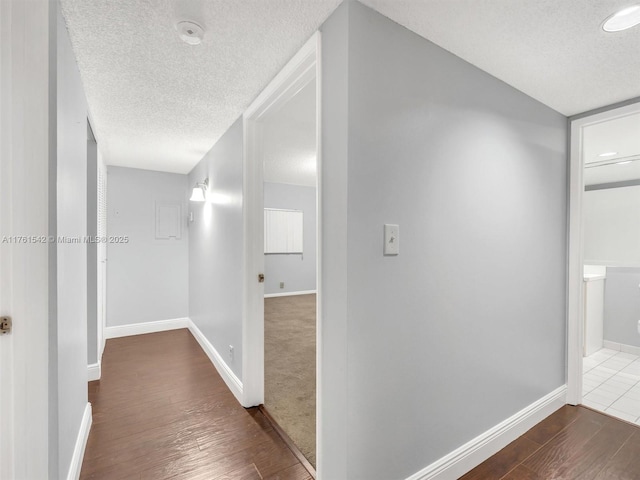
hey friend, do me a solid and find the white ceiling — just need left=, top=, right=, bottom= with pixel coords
left=262, top=80, right=317, bottom=187
left=360, top=0, right=640, bottom=116
left=61, top=0, right=640, bottom=174
left=583, top=111, right=640, bottom=186
left=60, top=0, right=340, bottom=174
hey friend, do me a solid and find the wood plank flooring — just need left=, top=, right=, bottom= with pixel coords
left=462, top=405, right=640, bottom=480
left=80, top=329, right=312, bottom=480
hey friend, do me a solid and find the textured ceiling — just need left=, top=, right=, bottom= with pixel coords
left=60, top=0, right=340, bottom=174
left=262, top=80, right=317, bottom=187
left=360, top=0, right=640, bottom=116
left=62, top=0, right=640, bottom=174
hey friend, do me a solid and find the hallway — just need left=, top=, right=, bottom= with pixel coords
left=80, top=330, right=312, bottom=479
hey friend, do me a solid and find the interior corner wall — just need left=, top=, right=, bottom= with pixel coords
left=106, top=167, right=189, bottom=327
left=263, top=182, right=317, bottom=295
left=321, top=3, right=568, bottom=479
left=57, top=7, right=89, bottom=478
left=188, top=117, right=244, bottom=381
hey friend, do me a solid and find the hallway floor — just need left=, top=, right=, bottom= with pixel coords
left=582, top=348, right=640, bottom=425
left=462, top=405, right=640, bottom=479
left=80, top=329, right=312, bottom=480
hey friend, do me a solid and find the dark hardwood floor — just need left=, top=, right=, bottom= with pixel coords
left=80, top=329, right=312, bottom=480
left=462, top=405, right=640, bottom=480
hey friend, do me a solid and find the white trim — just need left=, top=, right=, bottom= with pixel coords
left=264, top=290, right=317, bottom=298
left=243, top=32, right=321, bottom=410
left=314, top=32, right=324, bottom=480
left=603, top=340, right=640, bottom=357
left=567, top=101, right=640, bottom=406
left=406, top=386, right=567, bottom=480
left=87, top=362, right=101, bottom=382
left=187, top=319, right=244, bottom=405
left=104, top=317, right=189, bottom=339
left=66, top=403, right=92, bottom=480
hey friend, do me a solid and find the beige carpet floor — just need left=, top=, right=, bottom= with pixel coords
left=264, top=294, right=316, bottom=467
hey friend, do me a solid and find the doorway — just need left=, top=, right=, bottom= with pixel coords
left=261, top=77, right=317, bottom=467
left=568, top=102, right=640, bottom=426
left=242, top=33, right=321, bottom=470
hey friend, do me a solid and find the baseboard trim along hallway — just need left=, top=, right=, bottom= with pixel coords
left=67, top=403, right=92, bottom=480
left=264, top=290, right=317, bottom=298
left=104, top=317, right=189, bottom=339
left=187, top=319, right=244, bottom=405
left=405, top=385, right=567, bottom=480
left=87, top=362, right=101, bottom=382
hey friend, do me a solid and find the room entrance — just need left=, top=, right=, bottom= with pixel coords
left=242, top=33, right=321, bottom=474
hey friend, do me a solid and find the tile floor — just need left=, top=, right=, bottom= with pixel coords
left=582, top=348, right=640, bottom=425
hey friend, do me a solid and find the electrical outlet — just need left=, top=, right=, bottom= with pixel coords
left=280, top=282, right=284, bottom=289
left=229, top=345, right=234, bottom=361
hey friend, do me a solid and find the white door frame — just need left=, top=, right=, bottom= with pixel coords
left=242, top=30, right=322, bottom=454
left=567, top=101, right=640, bottom=405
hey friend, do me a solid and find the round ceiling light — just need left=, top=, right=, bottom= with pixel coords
left=602, top=4, right=640, bottom=32
left=176, top=21, right=205, bottom=45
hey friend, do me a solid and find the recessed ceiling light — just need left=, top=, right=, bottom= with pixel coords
left=602, top=4, right=640, bottom=32
left=176, top=21, right=205, bottom=45
left=616, top=160, right=633, bottom=165
left=598, top=151, right=618, bottom=157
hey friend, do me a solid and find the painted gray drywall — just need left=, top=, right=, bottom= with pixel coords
left=604, top=267, right=640, bottom=348
left=57, top=8, right=89, bottom=478
left=584, top=186, right=640, bottom=266
left=264, top=182, right=316, bottom=295
left=87, top=124, right=98, bottom=365
left=188, top=118, right=244, bottom=380
left=318, top=3, right=350, bottom=477
left=106, top=167, right=189, bottom=327
left=319, top=3, right=568, bottom=478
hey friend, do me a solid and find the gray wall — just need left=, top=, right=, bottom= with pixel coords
left=86, top=124, right=98, bottom=365
left=106, top=167, right=189, bottom=327
left=319, top=4, right=350, bottom=477
left=604, top=267, right=640, bottom=348
left=189, top=118, right=244, bottom=380
left=584, top=186, right=640, bottom=266
left=320, top=3, right=568, bottom=478
left=56, top=8, right=89, bottom=478
left=264, top=182, right=316, bottom=295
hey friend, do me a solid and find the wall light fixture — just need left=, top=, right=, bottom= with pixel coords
left=190, top=178, right=209, bottom=202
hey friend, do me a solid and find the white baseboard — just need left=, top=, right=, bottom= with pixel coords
left=66, top=402, right=92, bottom=480
left=105, top=317, right=189, bottom=339
left=87, top=362, right=101, bottom=382
left=406, top=386, right=567, bottom=480
left=264, top=289, right=316, bottom=298
left=187, top=318, right=244, bottom=405
left=603, top=340, right=640, bottom=356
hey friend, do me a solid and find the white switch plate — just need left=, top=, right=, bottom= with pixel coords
left=384, top=224, right=399, bottom=255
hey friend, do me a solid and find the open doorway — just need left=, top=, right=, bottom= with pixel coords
left=242, top=33, right=320, bottom=473
left=568, top=103, right=640, bottom=426
left=261, top=78, right=317, bottom=467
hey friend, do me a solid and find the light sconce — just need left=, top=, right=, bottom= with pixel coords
left=190, top=178, right=209, bottom=202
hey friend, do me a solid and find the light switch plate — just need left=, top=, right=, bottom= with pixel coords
left=384, top=224, right=399, bottom=255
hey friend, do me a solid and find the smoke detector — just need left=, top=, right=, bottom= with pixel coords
left=176, top=21, right=205, bottom=45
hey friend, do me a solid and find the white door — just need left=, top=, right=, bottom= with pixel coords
left=1, top=1, right=53, bottom=478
